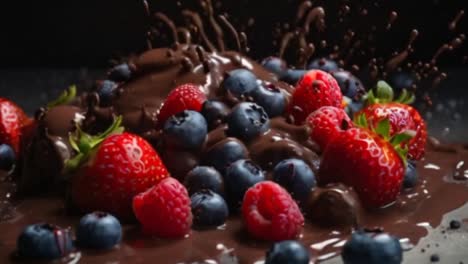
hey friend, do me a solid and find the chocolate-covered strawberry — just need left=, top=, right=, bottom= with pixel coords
left=68, top=117, right=169, bottom=219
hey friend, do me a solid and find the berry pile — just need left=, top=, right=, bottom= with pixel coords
left=6, top=53, right=428, bottom=263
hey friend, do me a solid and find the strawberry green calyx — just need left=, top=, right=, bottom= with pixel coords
left=65, top=116, right=124, bottom=172
left=364, top=81, right=415, bottom=105
left=354, top=114, right=414, bottom=166
left=47, top=85, right=77, bottom=108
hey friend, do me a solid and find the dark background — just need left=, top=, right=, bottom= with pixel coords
left=0, top=0, right=466, bottom=141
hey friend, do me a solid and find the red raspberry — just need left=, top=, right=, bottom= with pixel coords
left=133, top=177, right=192, bottom=238
left=242, top=181, right=304, bottom=241
left=306, top=106, right=353, bottom=151
left=157, top=84, right=207, bottom=127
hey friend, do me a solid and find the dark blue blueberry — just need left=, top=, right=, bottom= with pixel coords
left=163, top=110, right=208, bottom=150
left=17, top=223, right=74, bottom=259
left=184, top=166, right=224, bottom=196
left=191, top=190, right=229, bottom=228
left=76, top=212, right=122, bottom=250
left=250, top=82, right=286, bottom=117
left=281, top=69, right=307, bottom=85
left=449, top=219, right=461, bottom=229
left=224, top=159, right=265, bottom=209
left=0, top=144, right=15, bottom=171
left=97, top=80, right=118, bottom=106
left=402, top=161, right=418, bottom=189
left=201, top=100, right=230, bottom=129
left=331, top=70, right=365, bottom=99
left=261, top=57, right=288, bottom=78
left=372, top=233, right=403, bottom=264
left=342, top=231, right=376, bottom=264
left=308, top=58, right=339, bottom=72
left=203, top=139, right=248, bottom=173
left=272, top=159, right=316, bottom=203
left=388, top=71, right=416, bottom=93
left=265, top=240, right=310, bottom=264
left=342, top=231, right=402, bottom=264
left=226, top=102, right=270, bottom=141
left=108, top=63, right=132, bottom=82
left=222, top=69, right=258, bottom=98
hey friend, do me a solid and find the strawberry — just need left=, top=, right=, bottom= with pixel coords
left=318, top=125, right=408, bottom=208
left=359, top=81, right=426, bottom=160
left=242, top=181, right=304, bottom=241
left=157, top=84, right=207, bottom=127
left=133, top=177, right=192, bottom=238
left=306, top=106, right=353, bottom=151
left=0, top=97, right=31, bottom=154
left=287, top=70, right=343, bottom=125
left=69, top=117, right=169, bottom=219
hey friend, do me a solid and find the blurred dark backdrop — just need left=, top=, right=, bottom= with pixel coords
left=0, top=0, right=466, bottom=142
left=0, top=0, right=466, bottom=67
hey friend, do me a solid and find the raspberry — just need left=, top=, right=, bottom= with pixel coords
left=242, top=181, right=304, bottom=241
left=133, top=177, right=192, bottom=238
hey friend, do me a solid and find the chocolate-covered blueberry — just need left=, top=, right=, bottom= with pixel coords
left=201, top=100, right=230, bottom=129
left=203, top=138, right=248, bottom=174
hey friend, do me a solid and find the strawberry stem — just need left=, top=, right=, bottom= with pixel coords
left=47, top=85, right=77, bottom=108
left=364, top=80, right=415, bottom=106
left=65, top=116, right=124, bottom=173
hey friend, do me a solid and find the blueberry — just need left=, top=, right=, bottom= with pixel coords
left=307, top=58, right=339, bottom=72
left=272, top=159, right=316, bottom=203
left=108, top=63, right=132, bottom=82
left=0, top=144, right=15, bottom=171
left=251, top=82, right=286, bottom=117
left=163, top=110, right=208, bottom=150
left=97, top=80, right=118, bottom=106
left=224, top=159, right=265, bottom=209
left=388, top=71, right=416, bottom=93
left=222, top=69, right=258, bottom=98
left=372, top=233, right=403, bottom=264
left=191, top=190, right=229, bottom=228
left=342, top=231, right=376, bottom=264
left=402, top=161, right=418, bottom=189
left=226, top=102, right=270, bottom=141
left=331, top=70, right=365, bottom=99
left=76, top=211, right=122, bottom=250
left=261, top=57, right=288, bottom=78
left=342, top=231, right=402, bottom=264
left=203, top=139, right=248, bottom=173
left=265, top=240, right=310, bottom=264
left=17, top=223, right=74, bottom=259
left=201, top=100, right=230, bottom=129
left=281, top=69, right=307, bottom=85
left=185, top=166, right=224, bottom=196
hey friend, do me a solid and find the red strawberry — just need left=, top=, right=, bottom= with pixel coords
left=157, top=84, right=207, bottom=126
left=287, top=70, right=343, bottom=125
left=133, top=177, right=192, bottom=238
left=70, top=118, right=169, bottom=219
left=359, top=103, right=426, bottom=160
left=359, top=81, right=426, bottom=160
left=306, top=106, right=353, bottom=151
left=242, top=181, right=304, bottom=241
left=318, top=127, right=406, bottom=208
left=0, top=98, right=30, bottom=154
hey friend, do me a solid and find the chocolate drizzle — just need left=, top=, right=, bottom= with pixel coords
left=1, top=1, right=468, bottom=263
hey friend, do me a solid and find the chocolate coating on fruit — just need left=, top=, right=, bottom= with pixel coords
left=307, top=184, right=363, bottom=227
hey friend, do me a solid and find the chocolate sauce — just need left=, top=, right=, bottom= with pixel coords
left=1, top=0, right=467, bottom=263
